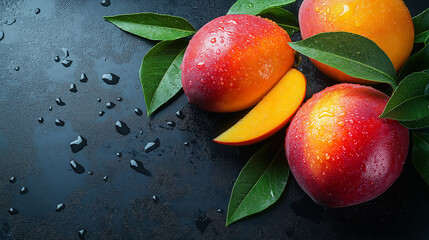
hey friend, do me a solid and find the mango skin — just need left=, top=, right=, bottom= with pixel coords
left=299, top=0, right=414, bottom=84
left=213, top=68, right=307, bottom=146
left=285, top=84, right=409, bottom=207
left=181, top=14, right=295, bottom=112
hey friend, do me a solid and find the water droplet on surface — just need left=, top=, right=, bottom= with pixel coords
left=116, top=97, right=123, bottom=102
left=176, top=110, right=185, bottom=119
left=0, top=31, right=4, bottom=41
left=97, top=98, right=101, bottom=102
left=167, top=121, right=176, bottom=127
left=130, top=160, right=151, bottom=176
left=210, top=38, right=216, bottom=43
left=61, top=59, right=72, bottom=67
left=217, top=208, right=224, bottom=214
left=70, top=160, right=85, bottom=174
left=184, top=141, right=190, bottom=146
left=216, top=49, right=221, bottom=55
left=98, top=111, right=105, bottom=116
left=195, top=213, right=211, bottom=233
left=62, top=48, right=69, bottom=58
left=54, top=56, right=60, bottom=62
left=318, top=112, right=334, bottom=118
left=55, top=119, right=65, bottom=126
left=103, top=176, right=108, bottom=182
left=35, top=8, right=41, bottom=14
left=102, top=73, right=120, bottom=85
left=49, top=106, right=53, bottom=111
left=101, top=0, right=111, bottom=6
left=361, top=164, right=367, bottom=172
left=248, top=3, right=253, bottom=7
left=56, top=203, right=65, bottom=212
left=78, top=229, right=86, bottom=240
left=340, top=4, right=349, bottom=16
left=196, top=62, right=205, bottom=69
left=70, top=135, right=87, bottom=153
left=9, top=177, right=16, bottom=184
left=115, top=121, right=130, bottom=135
left=38, top=117, right=44, bottom=123
left=70, top=84, right=77, bottom=93
left=106, top=102, right=115, bottom=109
left=80, top=73, right=88, bottom=82
left=152, top=195, right=160, bottom=204
left=20, top=187, right=28, bottom=195
left=6, top=19, right=16, bottom=25
left=116, top=152, right=122, bottom=158
left=14, top=66, right=20, bottom=71
left=134, top=108, right=143, bottom=116
left=8, top=208, right=19, bottom=215
left=55, top=97, right=65, bottom=106
left=88, top=171, right=94, bottom=175
left=144, top=139, right=160, bottom=153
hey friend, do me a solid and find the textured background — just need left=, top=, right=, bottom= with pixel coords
left=1, top=0, right=429, bottom=239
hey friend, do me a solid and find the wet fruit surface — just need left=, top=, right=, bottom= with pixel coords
left=286, top=84, right=409, bottom=207
left=0, top=0, right=428, bottom=239
left=299, top=0, right=414, bottom=84
left=181, top=14, right=295, bottom=112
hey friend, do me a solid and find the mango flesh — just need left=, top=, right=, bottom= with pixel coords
left=181, top=14, right=295, bottom=112
left=299, top=0, right=414, bottom=84
left=285, top=84, right=409, bottom=207
left=214, top=68, right=306, bottom=146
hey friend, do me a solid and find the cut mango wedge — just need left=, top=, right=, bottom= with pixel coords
left=214, top=68, right=306, bottom=146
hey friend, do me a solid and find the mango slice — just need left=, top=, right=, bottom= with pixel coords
left=214, top=68, right=307, bottom=146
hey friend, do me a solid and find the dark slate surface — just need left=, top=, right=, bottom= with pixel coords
left=1, top=0, right=429, bottom=239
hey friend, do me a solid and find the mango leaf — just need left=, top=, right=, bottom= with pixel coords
left=104, top=13, right=196, bottom=41
left=227, top=0, right=295, bottom=15
left=381, top=72, right=429, bottom=116
left=401, top=116, right=429, bottom=129
left=426, top=35, right=429, bottom=45
left=226, top=140, right=290, bottom=226
left=258, top=7, right=299, bottom=35
left=288, top=32, right=397, bottom=87
left=379, top=96, right=429, bottom=121
left=413, top=8, right=429, bottom=43
left=140, top=39, right=188, bottom=116
left=413, top=132, right=429, bottom=186
left=398, top=45, right=429, bottom=81
left=381, top=72, right=429, bottom=121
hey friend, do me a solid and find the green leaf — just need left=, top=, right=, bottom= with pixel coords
left=425, top=35, right=429, bottom=45
left=398, top=45, right=429, bottom=81
left=400, top=115, right=429, bottom=129
left=380, top=72, right=429, bottom=127
left=104, top=13, right=196, bottom=41
left=413, top=8, right=429, bottom=43
left=416, top=30, right=429, bottom=44
left=412, top=132, right=429, bottom=186
left=227, top=0, right=295, bottom=15
left=258, top=7, right=299, bottom=35
left=288, top=32, right=397, bottom=87
left=139, top=39, right=188, bottom=116
left=379, top=95, right=429, bottom=121
left=226, top=140, right=290, bottom=226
